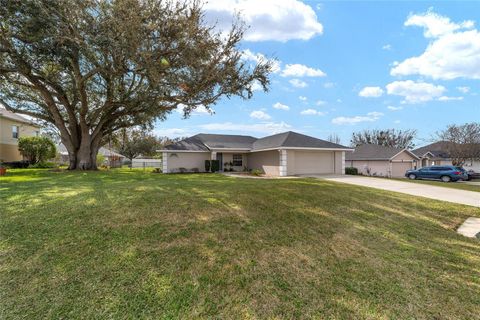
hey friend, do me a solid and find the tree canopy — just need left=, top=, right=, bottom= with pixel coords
left=436, top=122, right=480, bottom=166
left=351, top=129, right=417, bottom=149
left=0, top=0, right=272, bottom=169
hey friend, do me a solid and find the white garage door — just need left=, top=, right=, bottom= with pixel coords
left=293, top=151, right=334, bottom=175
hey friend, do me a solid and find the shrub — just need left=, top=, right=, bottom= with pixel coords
left=3, top=160, right=30, bottom=168
left=96, top=154, right=106, bottom=167
left=251, top=169, right=262, bottom=176
left=345, top=167, right=358, bottom=175
left=211, top=160, right=220, bottom=172
left=178, top=167, right=187, bottom=173
left=191, top=167, right=199, bottom=173
left=205, top=160, right=211, bottom=172
left=29, top=161, right=56, bottom=169
left=18, top=136, right=56, bottom=164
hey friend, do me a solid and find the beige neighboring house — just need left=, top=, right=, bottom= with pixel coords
left=346, top=144, right=420, bottom=178
left=159, top=131, right=353, bottom=176
left=56, top=144, right=126, bottom=168
left=413, top=141, right=480, bottom=172
left=0, top=108, right=41, bottom=162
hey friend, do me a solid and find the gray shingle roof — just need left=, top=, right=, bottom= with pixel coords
left=163, top=131, right=351, bottom=151
left=252, top=131, right=349, bottom=150
left=412, top=141, right=452, bottom=158
left=346, top=144, right=416, bottom=161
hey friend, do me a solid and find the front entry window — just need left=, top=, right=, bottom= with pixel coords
left=232, top=154, right=243, bottom=166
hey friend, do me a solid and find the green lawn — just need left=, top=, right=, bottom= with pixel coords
left=392, top=177, right=480, bottom=192
left=1, top=169, right=480, bottom=319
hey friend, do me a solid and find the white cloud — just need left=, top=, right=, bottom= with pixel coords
left=332, top=112, right=383, bottom=125
left=359, top=86, right=384, bottom=98
left=199, top=121, right=292, bottom=134
left=386, top=80, right=445, bottom=104
left=300, top=109, right=325, bottom=116
left=316, top=100, right=326, bottom=106
left=242, top=49, right=281, bottom=73
left=382, top=44, right=392, bottom=50
left=176, top=104, right=212, bottom=116
left=394, top=120, right=401, bottom=124
left=251, top=81, right=264, bottom=92
left=203, top=0, right=323, bottom=42
left=438, top=96, right=464, bottom=101
left=391, top=11, right=480, bottom=80
left=457, top=86, right=470, bottom=93
left=289, top=79, right=308, bottom=88
left=250, top=110, right=271, bottom=120
left=281, top=63, right=326, bottom=77
left=154, top=128, right=190, bottom=137
left=387, top=106, right=403, bottom=111
left=298, top=96, right=307, bottom=101
left=273, top=102, right=290, bottom=110
left=324, top=82, right=335, bottom=88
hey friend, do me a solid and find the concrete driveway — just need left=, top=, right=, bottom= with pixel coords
left=308, top=175, right=480, bottom=208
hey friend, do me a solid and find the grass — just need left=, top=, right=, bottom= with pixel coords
left=1, top=169, right=480, bottom=319
left=391, top=177, right=480, bottom=193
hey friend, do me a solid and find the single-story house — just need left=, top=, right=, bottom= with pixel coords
left=413, top=141, right=480, bottom=172
left=346, top=144, right=420, bottom=178
left=56, top=144, right=126, bottom=167
left=159, top=131, right=353, bottom=176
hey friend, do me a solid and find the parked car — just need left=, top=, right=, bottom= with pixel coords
left=405, top=166, right=468, bottom=182
left=467, top=169, right=480, bottom=181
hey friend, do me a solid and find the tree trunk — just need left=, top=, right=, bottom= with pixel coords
left=65, top=135, right=101, bottom=170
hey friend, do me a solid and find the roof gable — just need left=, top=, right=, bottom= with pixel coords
left=346, top=144, right=418, bottom=161
left=0, top=108, right=40, bottom=126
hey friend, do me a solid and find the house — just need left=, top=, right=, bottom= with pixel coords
left=345, top=144, right=419, bottom=178
left=413, top=141, right=480, bottom=172
left=56, top=144, right=126, bottom=168
left=159, top=131, right=352, bottom=176
left=0, top=108, right=41, bottom=162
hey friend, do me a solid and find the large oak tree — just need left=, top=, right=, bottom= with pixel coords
left=0, top=0, right=271, bottom=169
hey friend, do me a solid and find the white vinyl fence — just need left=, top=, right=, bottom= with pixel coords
left=131, top=159, right=162, bottom=169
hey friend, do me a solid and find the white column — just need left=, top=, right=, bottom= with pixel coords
left=162, top=152, right=168, bottom=173
left=211, top=151, right=217, bottom=160
left=341, top=151, right=345, bottom=175
left=279, top=149, right=287, bottom=176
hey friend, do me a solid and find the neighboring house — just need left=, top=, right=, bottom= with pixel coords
left=159, top=131, right=352, bottom=176
left=346, top=144, right=419, bottom=178
left=413, top=141, right=480, bottom=172
left=56, top=144, right=126, bottom=167
left=0, top=108, right=41, bottom=162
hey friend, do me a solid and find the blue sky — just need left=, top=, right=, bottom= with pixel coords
left=155, top=1, right=480, bottom=147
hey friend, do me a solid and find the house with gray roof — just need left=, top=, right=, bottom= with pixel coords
left=413, top=141, right=480, bottom=172
left=346, top=144, right=420, bottom=178
left=159, top=131, right=353, bottom=176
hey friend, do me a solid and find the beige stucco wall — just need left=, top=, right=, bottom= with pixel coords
left=247, top=150, right=280, bottom=176
left=348, top=160, right=390, bottom=177
left=167, top=152, right=210, bottom=172
left=0, top=117, right=40, bottom=162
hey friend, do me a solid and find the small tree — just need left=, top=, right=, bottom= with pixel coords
left=351, top=129, right=417, bottom=149
left=436, top=123, right=480, bottom=166
left=109, top=128, right=161, bottom=160
left=18, top=136, right=56, bottom=164
left=327, top=133, right=341, bottom=145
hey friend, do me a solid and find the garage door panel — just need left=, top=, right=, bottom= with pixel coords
left=392, top=162, right=413, bottom=178
left=293, top=151, right=334, bottom=174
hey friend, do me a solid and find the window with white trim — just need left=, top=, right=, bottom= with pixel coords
left=232, top=154, right=243, bottom=166
left=12, top=126, right=19, bottom=139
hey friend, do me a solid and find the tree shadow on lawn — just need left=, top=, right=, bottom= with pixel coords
left=1, top=171, right=480, bottom=319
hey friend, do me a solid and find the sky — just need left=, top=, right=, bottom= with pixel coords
left=154, top=0, right=480, bottom=147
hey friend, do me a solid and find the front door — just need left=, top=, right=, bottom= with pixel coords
left=217, top=153, right=223, bottom=171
